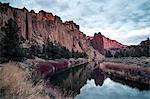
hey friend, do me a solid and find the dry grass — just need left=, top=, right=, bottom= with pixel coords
left=0, top=62, right=49, bottom=99
left=105, top=57, right=150, bottom=67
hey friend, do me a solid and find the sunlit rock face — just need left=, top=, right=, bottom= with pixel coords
left=88, top=32, right=127, bottom=54
left=102, top=36, right=127, bottom=49
left=0, top=3, right=104, bottom=61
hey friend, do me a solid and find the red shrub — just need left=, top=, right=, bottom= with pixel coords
left=36, top=60, right=69, bottom=76
left=36, top=62, right=54, bottom=76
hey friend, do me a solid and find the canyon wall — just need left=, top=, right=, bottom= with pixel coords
left=90, top=33, right=104, bottom=54
left=88, top=32, right=127, bottom=54
left=102, top=36, right=127, bottom=49
left=0, top=3, right=104, bottom=61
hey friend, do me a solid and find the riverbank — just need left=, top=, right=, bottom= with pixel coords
left=100, top=62, right=150, bottom=89
left=32, top=58, right=88, bottom=78
left=0, top=58, right=88, bottom=98
left=0, top=62, right=50, bottom=99
left=105, top=57, right=150, bottom=67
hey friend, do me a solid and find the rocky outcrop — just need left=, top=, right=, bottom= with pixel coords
left=90, top=32, right=104, bottom=54
left=0, top=3, right=104, bottom=62
left=140, top=38, right=150, bottom=46
left=88, top=32, right=127, bottom=54
left=102, top=36, right=127, bottom=49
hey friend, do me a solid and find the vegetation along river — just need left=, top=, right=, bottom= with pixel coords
left=46, top=62, right=150, bottom=99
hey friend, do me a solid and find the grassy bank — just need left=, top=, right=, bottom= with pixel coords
left=100, top=62, right=150, bottom=88
left=0, top=62, right=49, bottom=99
left=105, top=57, right=150, bottom=67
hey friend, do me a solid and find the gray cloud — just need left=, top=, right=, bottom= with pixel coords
left=1, top=0, right=150, bottom=45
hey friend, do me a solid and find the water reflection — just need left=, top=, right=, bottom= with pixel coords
left=47, top=62, right=150, bottom=98
left=76, top=78, right=150, bottom=99
left=91, top=68, right=106, bottom=86
left=48, top=63, right=93, bottom=96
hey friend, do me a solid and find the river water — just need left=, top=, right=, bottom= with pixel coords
left=47, top=63, right=150, bottom=99
left=76, top=78, right=150, bottom=99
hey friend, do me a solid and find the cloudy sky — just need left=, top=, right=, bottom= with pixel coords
left=1, top=0, right=150, bottom=45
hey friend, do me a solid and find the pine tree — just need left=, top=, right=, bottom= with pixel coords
left=105, top=50, right=113, bottom=57
left=0, top=18, right=23, bottom=62
left=43, top=39, right=53, bottom=59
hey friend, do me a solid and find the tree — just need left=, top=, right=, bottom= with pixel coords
left=27, top=44, right=41, bottom=59
left=105, top=50, right=113, bottom=57
left=43, top=39, right=53, bottom=59
left=0, top=18, right=24, bottom=62
left=42, top=40, right=88, bottom=60
left=114, top=52, right=121, bottom=58
left=62, top=46, right=71, bottom=59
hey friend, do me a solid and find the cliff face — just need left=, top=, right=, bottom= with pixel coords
left=102, top=36, right=127, bottom=49
left=90, top=33, right=104, bottom=54
left=0, top=3, right=104, bottom=61
left=88, top=32, right=127, bottom=54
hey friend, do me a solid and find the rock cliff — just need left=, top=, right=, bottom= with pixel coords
left=90, top=32, right=104, bottom=54
left=0, top=3, right=104, bottom=62
left=102, top=36, right=127, bottom=49
left=88, top=32, right=127, bottom=54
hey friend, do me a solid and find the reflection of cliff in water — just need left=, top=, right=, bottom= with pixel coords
left=91, top=68, right=106, bottom=86
left=47, top=62, right=105, bottom=96
left=47, top=62, right=150, bottom=97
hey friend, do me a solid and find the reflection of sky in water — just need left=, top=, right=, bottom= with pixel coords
left=76, top=78, right=150, bottom=99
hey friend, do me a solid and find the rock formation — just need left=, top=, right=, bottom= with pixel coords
left=140, top=37, right=150, bottom=45
left=90, top=32, right=104, bottom=54
left=102, top=36, right=127, bottom=49
left=0, top=3, right=104, bottom=62
left=88, top=32, right=127, bottom=54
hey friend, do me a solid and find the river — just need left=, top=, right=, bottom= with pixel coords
left=76, top=78, right=150, bottom=99
left=46, top=62, right=150, bottom=98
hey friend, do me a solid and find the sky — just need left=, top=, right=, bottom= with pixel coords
left=1, top=0, right=150, bottom=45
